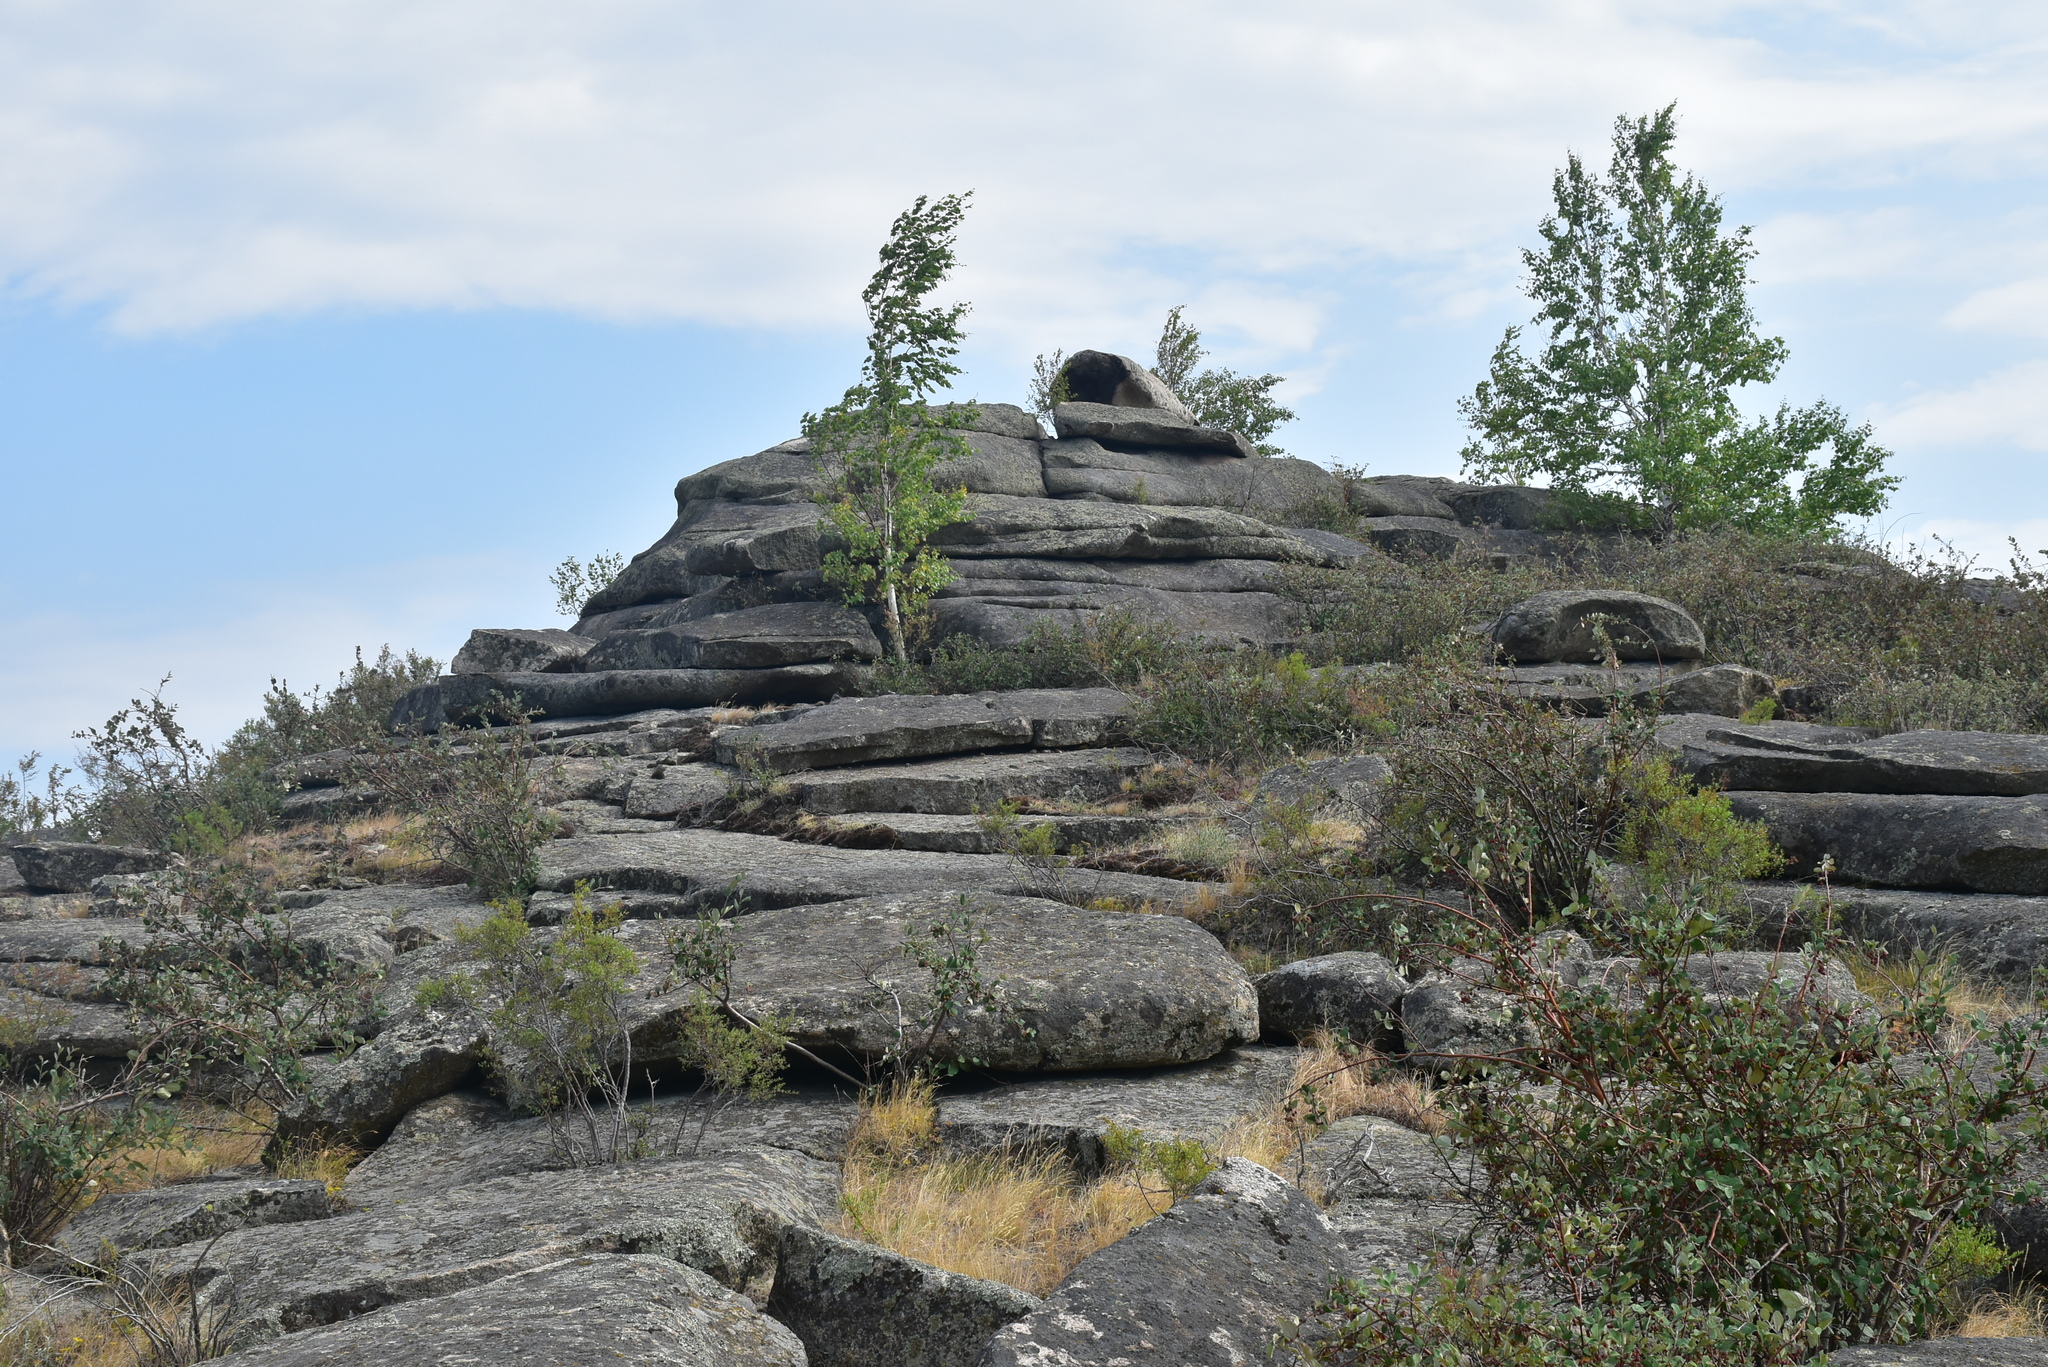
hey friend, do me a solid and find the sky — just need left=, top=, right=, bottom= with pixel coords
left=3, top=1, right=2047, bottom=767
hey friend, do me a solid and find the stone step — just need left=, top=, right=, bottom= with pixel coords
left=1740, top=881, right=2048, bottom=983
left=531, top=827, right=1215, bottom=914
left=1662, top=715, right=2048, bottom=796
left=1728, top=791, right=2048, bottom=895
left=812, top=810, right=1174, bottom=855
left=391, top=664, right=859, bottom=729
left=712, top=687, right=1132, bottom=772
left=783, top=746, right=1154, bottom=816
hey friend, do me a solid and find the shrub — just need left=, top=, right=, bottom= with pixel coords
left=0, top=753, right=84, bottom=841
left=1134, top=651, right=1397, bottom=770
left=883, top=609, right=1192, bottom=695
left=855, top=897, right=1014, bottom=1084
left=350, top=698, right=558, bottom=901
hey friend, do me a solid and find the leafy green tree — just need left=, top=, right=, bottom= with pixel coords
left=806, top=193, right=978, bottom=662
left=1152, top=306, right=1296, bottom=455
left=1460, top=106, right=1897, bottom=537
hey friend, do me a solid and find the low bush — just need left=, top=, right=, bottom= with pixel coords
left=1133, top=652, right=1398, bottom=770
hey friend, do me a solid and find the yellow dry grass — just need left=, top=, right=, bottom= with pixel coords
left=1843, top=945, right=2026, bottom=1028
left=1958, top=1288, right=2046, bottom=1337
left=103, top=1103, right=270, bottom=1193
left=229, top=812, right=441, bottom=887
left=834, top=1078, right=1160, bottom=1296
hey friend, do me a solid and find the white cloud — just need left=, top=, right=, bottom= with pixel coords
left=1873, top=359, right=2048, bottom=450
left=1, top=0, right=2045, bottom=357
left=1888, top=517, right=2048, bottom=571
left=1946, top=276, right=2048, bottom=336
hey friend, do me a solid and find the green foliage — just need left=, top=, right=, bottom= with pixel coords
left=1460, top=106, right=1896, bottom=537
left=878, top=610, right=1190, bottom=695
left=859, top=896, right=1014, bottom=1083
left=1026, top=347, right=1071, bottom=427
left=806, top=192, right=978, bottom=662
left=72, top=678, right=215, bottom=852
left=1404, top=871, right=2048, bottom=1353
left=100, top=860, right=381, bottom=1119
left=1290, top=1263, right=1812, bottom=1367
left=977, top=801, right=1077, bottom=902
left=1134, top=651, right=1396, bottom=770
left=350, top=698, right=558, bottom=900
left=549, top=552, right=626, bottom=619
left=1101, top=1122, right=1218, bottom=1201
left=1152, top=306, right=1295, bottom=454
left=0, top=753, right=83, bottom=840
left=1618, top=758, right=1783, bottom=938
left=0, top=1049, right=182, bottom=1267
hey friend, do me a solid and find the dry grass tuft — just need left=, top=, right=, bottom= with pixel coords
left=836, top=1078, right=1160, bottom=1296
left=270, top=1140, right=362, bottom=1195
left=1958, top=1288, right=2046, bottom=1337
left=104, top=1104, right=270, bottom=1193
left=1842, top=946, right=2027, bottom=1028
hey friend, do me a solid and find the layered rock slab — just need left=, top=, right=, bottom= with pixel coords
left=1662, top=717, right=2048, bottom=797
left=715, top=687, right=1132, bottom=771
left=978, top=1159, right=1346, bottom=1367
left=1739, top=882, right=2048, bottom=982
left=50, top=1175, right=331, bottom=1267
left=1728, top=792, right=2048, bottom=894
left=1492, top=589, right=1705, bottom=664
left=132, top=1150, right=834, bottom=1343
left=202, top=1252, right=806, bottom=1367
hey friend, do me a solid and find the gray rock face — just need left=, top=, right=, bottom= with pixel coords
left=8, top=843, right=166, bottom=893
left=1662, top=716, right=2048, bottom=797
left=134, top=1150, right=835, bottom=1344
left=407, top=663, right=862, bottom=727
left=929, top=585, right=1302, bottom=651
left=1502, top=662, right=1771, bottom=718
left=0, top=987, right=142, bottom=1059
left=581, top=602, right=883, bottom=671
left=815, top=810, right=1168, bottom=856
left=1739, top=882, right=2048, bottom=983
left=1307, top=1116, right=1478, bottom=1275
left=1255, top=755, right=1394, bottom=820
left=1056, top=351, right=1192, bottom=416
left=448, top=628, right=593, bottom=675
left=695, top=894, right=1257, bottom=1072
left=1345, top=478, right=1455, bottom=521
left=1580, top=950, right=1868, bottom=1014
left=587, top=502, right=826, bottom=615
left=622, top=763, right=731, bottom=820
left=1038, top=439, right=1341, bottom=517
left=1728, top=792, right=2048, bottom=894
left=200, top=1252, right=807, bottom=1367
left=767, top=1224, right=1040, bottom=1367
left=1357, top=515, right=1468, bottom=561
left=936, top=1046, right=1301, bottom=1175
left=51, top=1175, right=331, bottom=1267
left=1492, top=589, right=1706, bottom=665
left=1446, top=484, right=1555, bottom=529
left=1400, top=975, right=1531, bottom=1073
left=715, top=688, right=1132, bottom=771
left=1828, top=1342, right=2048, bottom=1366
left=1255, top=952, right=1407, bottom=1045
left=978, top=1158, right=1346, bottom=1367
left=269, top=1006, right=486, bottom=1151
left=534, top=826, right=1209, bottom=914
left=931, top=494, right=1328, bottom=564
left=1051, top=402, right=1256, bottom=459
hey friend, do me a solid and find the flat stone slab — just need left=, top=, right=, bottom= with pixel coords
left=1309, top=1117, right=1479, bottom=1276
left=930, top=493, right=1330, bottom=564
left=785, top=746, right=1154, bottom=815
left=202, top=1252, right=806, bottom=1367
left=0, top=987, right=140, bottom=1059
left=8, top=843, right=166, bottom=893
left=1728, top=792, right=2048, bottom=894
left=814, top=811, right=1170, bottom=855
left=1492, top=589, right=1705, bottom=665
left=1741, top=882, right=2048, bottom=983
left=1661, top=715, right=2048, bottom=796
left=936, top=1046, right=1300, bottom=1175
left=1049, top=400, right=1256, bottom=457
left=133, top=1150, right=835, bottom=1344
left=713, top=688, right=1133, bottom=772
left=51, top=1175, right=331, bottom=1267
left=343, top=1087, right=858, bottom=1209
left=395, top=664, right=860, bottom=729
left=608, top=894, right=1257, bottom=1074
left=766, top=1225, right=1040, bottom=1367
left=582, top=601, right=883, bottom=671
left=1829, top=1342, right=2048, bottom=1366
left=979, top=1159, right=1346, bottom=1367
left=535, top=828, right=1211, bottom=914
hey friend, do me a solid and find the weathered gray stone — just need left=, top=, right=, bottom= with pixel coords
left=1255, top=952, right=1407, bottom=1045
left=768, top=1224, right=1040, bottom=1367
left=1255, top=755, right=1393, bottom=819
left=134, top=1150, right=835, bottom=1345
left=534, top=827, right=1209, bottom=914
left=978, top=1158, right=1346, bottom=1367
left=936, top=1046, right=1301, bottom=1175
left=0, top=858, right=25, bottom=898
left=8, top=843, right=166, bottom=893
left=1728, top=792, right=2048, bottom=894
left=1039, top=439, right=1342, bottom=516
left=1446, top=484, right=1556, bottom=529
left=581, top=602, right=883, bottom=671
left=278, top=785, right=383, bottom=822
left=269, top=1005, right=486, bottom=1151
left=1492, top=589, right=1706, bottom=665
left=1284, top=526, right=1375, bottom=563
left=622, top=763, right=731, bottom=820
left=1828, top=1342, right=2048, bottom=1366
left=814, top=810, right=1168, bottom=855
left=945, top=556, right=1287, bottom=595
left=1357, top=515, right=1467, bottom=561
left=200, top=1252, right=809, bottom=1366
left=1661, top=718, right=2048, bottom=797
left=1739, top=882, right=2048, bottom=983
left=1056, top=351, right=1192, bottom=416
left=928, top=586, right=1301, bottom=651
left=586, top=502, right=826, bottom=614
left=449, top=628, right=594, bottom=675
left=274, top=883, right=489, bottom=953
left=604, top=894, right=1258, bottom=1073
left=1502, top=662, right=1770, bottom=718
left=343, top=1086, right=858, bottom=1208
left=0, top=916, right=152, bottom=963
left=1400, top=975, right=1531, bottom=1073
left=715, top=688, right=1132, bottom=771
left=1345, top=478, right=1456, bottom=521
left=1051, top=401, right=1257, bottom=458
left=1307, top=1116, right=1480, bottom=1274
left=932, top=494, right=1326, bottom=563
left=408, top=663, right=862, bottom=727
left=784, top=746, right=1155, bottom=816
left=1579, top=950, right=1869, bottom=1015
left=674, top=438, right=826, bottom=507
left=0, top=987, right=142, bottom=1059
left=934, top=428, right=1051, bottom=499
left=51, top=1175, right=331, bottom=1267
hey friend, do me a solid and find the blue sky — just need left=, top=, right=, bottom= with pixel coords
left=3, top=1, right=2046, bottom=765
